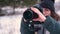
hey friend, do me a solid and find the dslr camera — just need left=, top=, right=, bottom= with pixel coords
left=23, top=4, right=44, bottom=31
left=23, top=4, right=43, bottom=21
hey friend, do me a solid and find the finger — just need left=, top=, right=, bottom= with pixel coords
left=31, top=7, right=41, bottom=14
left=31, top=7, right=45, bottom=18
left=24, top=19, right=27, bottom=22
left=33, top=19, right=39, bottom=21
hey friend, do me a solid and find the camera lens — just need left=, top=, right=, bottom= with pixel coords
left=23, top=9, right=38, bottom=20
left=23, top=9, right=33, bottom=20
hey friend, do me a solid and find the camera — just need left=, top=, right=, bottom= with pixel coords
left=23, top=4, right=43, bottom=21
left=23, top=4, right=44, bottom=31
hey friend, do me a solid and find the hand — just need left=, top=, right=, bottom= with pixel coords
left=31, top=7, right=46, bottom=22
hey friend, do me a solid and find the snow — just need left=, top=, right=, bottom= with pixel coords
left=0, top=15, right=22, bottom=34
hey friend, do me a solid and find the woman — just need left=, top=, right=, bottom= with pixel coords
left=20, top=0, right=60, bottom=34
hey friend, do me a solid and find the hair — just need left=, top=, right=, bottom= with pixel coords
left=51, top=11, right=60, bottom=21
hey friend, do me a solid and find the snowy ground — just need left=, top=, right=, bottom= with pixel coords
left=0, top=15, right=22, bottom=34
left=0, top=15, right=50, bottom=34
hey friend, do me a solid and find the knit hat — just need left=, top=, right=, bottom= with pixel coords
left=40, top=0, right=55, bottom=3
left=40, top=0, right=55, bottom=12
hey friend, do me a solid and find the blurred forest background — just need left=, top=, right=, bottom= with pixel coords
left=0, top=0, right=60, bottom=16
left=0, top=0, right=37, bottom=7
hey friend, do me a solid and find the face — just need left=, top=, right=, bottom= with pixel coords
left=43, top=8, right=51, bottom=16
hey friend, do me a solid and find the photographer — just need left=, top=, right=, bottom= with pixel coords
left=20, top=0, right=60, bottom=34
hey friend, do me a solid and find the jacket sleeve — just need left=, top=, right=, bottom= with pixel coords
left=43, top=16, right=60, bottom=34
left=20, top=18, right=34, bottom=34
